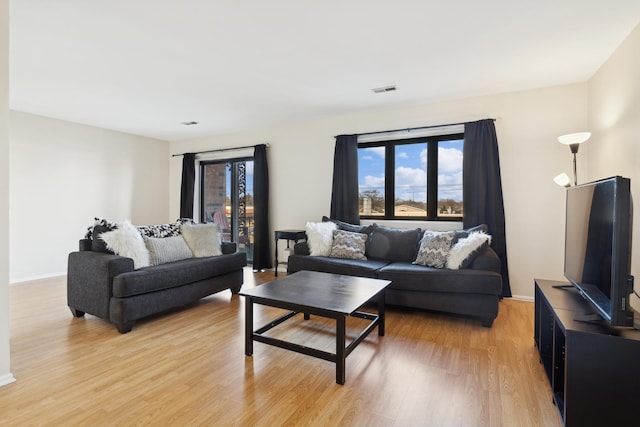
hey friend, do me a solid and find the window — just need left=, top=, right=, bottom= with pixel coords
left=200, top=157, right=254, bottom=261
left=358, top=134, right=464, bottom=220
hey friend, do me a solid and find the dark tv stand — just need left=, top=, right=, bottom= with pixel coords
left=535, top=279, right=640, bottom=427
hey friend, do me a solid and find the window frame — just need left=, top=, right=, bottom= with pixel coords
left=358, top=133, right=464, bottom=222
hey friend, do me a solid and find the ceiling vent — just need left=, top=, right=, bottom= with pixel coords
left=180, top=121, right=199, bottom=126
left=372, top=85, right=397, bottom=94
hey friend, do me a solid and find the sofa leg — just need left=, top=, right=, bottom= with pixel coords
left=230, top=285, right=242, bottom=295
left=116, top=322, right=134, bottom=334
left=481, top=318, right=494, bottom=328
left=69, top=307, right=85, bottom=317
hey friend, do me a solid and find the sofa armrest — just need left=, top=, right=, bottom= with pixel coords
left=221, top=242, right=237, bottom=255
left=293, top=241, right=310, bottom=256
left=67, top=251, right=134, bottom=319
left=470, top=247, right=501, bottom=273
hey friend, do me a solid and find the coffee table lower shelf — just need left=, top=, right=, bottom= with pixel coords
left=243, top=296, right=385, bottom=385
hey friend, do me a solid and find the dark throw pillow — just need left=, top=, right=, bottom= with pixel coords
left=366, top=224, right=422, bottom=262
left=91, top=224, right=115, bottom=254
left=322, top=216, right=373, bottom=235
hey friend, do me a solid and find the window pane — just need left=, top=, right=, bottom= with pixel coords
left=437, top=139, right=464, bottom=217
left=201, top=160, right=254, bottom=262
left=394, top=143, right=427, bottom=217
left=202, top=163, right=228, bottom=230
left=358, top=147, right=385, bottom=216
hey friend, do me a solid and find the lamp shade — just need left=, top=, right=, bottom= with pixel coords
left=554, top=172, right=571, bottom=187
left=557, top=132, right=591, bottom=145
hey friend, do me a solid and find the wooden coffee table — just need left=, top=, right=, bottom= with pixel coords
left=240, top=270, right=391, bottom=384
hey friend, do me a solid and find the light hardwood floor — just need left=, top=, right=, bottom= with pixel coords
left=2, top=269, right=562, bottom=426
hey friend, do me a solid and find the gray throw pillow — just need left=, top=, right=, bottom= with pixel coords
left=366, top=224, right=422, bottom=262
left=322, top=216, right=373, bottom=235
left=144, top=235, right=193, bottom=266
left=91, top=224, right=115, bottom=254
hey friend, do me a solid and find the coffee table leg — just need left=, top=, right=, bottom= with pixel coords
left=336, top=316, right=346, bottom=385
left=245, top=296, right=253, bottom=356
left=378, top=290, right=385, bottom=337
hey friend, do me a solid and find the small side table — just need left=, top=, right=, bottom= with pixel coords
left=274, top=230, right=307, bottom=276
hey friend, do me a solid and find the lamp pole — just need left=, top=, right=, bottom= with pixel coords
left=570, top=143, right=579, bottom=186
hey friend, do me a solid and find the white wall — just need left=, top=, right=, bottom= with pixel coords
left=588, top=23, right=640, bottom=310
left=9, top=112, right=171, bottom=282
left=0, top=0, right=13, bottom=387
left=170, top=83, right=588, bottom=299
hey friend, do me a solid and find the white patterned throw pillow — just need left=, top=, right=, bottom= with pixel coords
left=305, top=221, right=337, bottom=256
left=329, top=229, right=368, bottom=260
left=413, top=230, right=456, bottom=268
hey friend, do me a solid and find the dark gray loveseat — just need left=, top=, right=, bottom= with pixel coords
left=68, top=239, right=246, bottom=333
left=287, top=222, right=502, bottom=327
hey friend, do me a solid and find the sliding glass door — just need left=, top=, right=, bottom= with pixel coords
left=200, top=157, right=254, bottom=262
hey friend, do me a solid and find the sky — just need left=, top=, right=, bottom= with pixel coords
left=358, top=139, right=463, bottom=202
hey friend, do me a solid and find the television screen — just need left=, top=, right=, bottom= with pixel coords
left=564, top=176, right=634, bottom=327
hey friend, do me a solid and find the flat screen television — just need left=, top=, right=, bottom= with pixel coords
left=564, top=176, right=635, bottom=327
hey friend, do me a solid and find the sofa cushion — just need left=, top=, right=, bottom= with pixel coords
left=181, top=223, right=222, bottom=257
left=144, top=235, right=193, bottom=266
left=287, top=254, right=388, bottom=279
left=378, top=262, right=502, bottom=296
left=413, top=230, right=456, bottom=268
left=305, top=221, right=337, bottom=256
left=112, top=252, right=247, bottom=297
left=366, top=224, right=422, bottom=263
left=329, top=230, right=368, bottom=260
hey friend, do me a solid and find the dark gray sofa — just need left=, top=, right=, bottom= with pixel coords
left=287, top=222, right=502, bottom=327
left=68, top=239, right=246, bottom=333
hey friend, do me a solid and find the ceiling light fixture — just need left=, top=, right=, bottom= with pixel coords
left=372, top=85, right=397, bottom=94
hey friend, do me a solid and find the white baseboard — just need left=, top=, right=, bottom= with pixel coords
left=511, top=294, right=534, bottom=302
left=10, top=272, right=66, bottom=285
left=0, top=373, right=16, bottom=387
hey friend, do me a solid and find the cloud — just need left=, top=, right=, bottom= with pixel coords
left=395, top=166, right=426, bottom=187
left=438, top=147, right=463, bottom=173
left=362, top=175, right=385, bottom=190
left=361, top=155, right=374, bottom=161
left=438, top=171, right=462, bottom=201
left=359, top=145, right=463, bottom=202
left=364, top=147, right=385, bottom=159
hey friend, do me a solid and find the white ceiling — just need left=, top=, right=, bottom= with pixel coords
left=9, top=1, right=640, bottom=142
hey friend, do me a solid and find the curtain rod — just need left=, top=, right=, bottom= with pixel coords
left=171, top=143, right=270, bottom=157
left=335, top=118, right=496, bottom=138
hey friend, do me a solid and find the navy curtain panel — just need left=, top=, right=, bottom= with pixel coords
left=330, top=134, right=360, bottom=224
left=463, top=120, right=511, bottom=297
left=179, top=153, right=196, bottom=219
left=252, top=144, right=272, bottom=271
